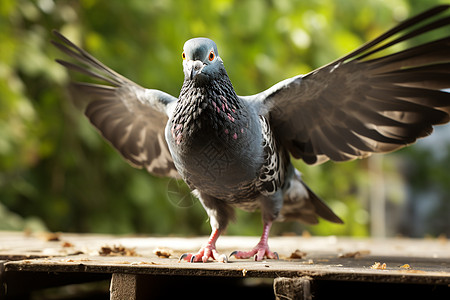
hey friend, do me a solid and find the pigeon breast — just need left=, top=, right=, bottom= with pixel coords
left=165, top=76, right=264, bottom=200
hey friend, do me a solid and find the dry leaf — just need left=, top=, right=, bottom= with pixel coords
left=99, top=245, right=138, bottom=256
left=40, top=232, right=61, bottom=242
left=61, top=241, right=74, bottom=248
left=289, top=249, right=307, bottom=259
left=338, top=250, right=370, bottom=258
left=370, top=262, right=386, bottom=270
left=153, top=248, right=173, bottom=258
left=400, top=264, right=411, bottom=269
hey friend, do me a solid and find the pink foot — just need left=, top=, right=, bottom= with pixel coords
left=229, top=241, right=279, bottom=261
left=229, top=221, right=279, bottom=261
left=180, top=244, right=227, bottom=263
left=179, top=228, right=227, bottom=263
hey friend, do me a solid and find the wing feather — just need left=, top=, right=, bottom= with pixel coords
left=53, top=31, right=179, bottom=178
left=247, top=5, right=450, bottom=164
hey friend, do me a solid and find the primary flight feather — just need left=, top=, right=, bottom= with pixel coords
left=53, top=5, right=450, bottom=262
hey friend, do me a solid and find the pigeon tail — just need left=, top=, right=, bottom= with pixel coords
left=279, top=169, right=343, bottom=224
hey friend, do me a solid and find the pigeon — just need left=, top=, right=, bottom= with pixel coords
left=52, top=5, right=450, bottom=262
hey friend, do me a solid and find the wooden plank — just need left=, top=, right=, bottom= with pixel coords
left=274, top=276, right=313, bottom=300
left=4, top=254, right=449, bottom=285
left=0, top=260, right=6, bottom=299
left=1, top=232, right=449, bottom=285
left=0, top=231, right=117, bottom=260
left=1, top=232, right=449, bottom=260
left=110, top=273, right=137, bottom=300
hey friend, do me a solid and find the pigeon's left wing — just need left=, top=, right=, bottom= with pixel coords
left=52, top=31, right=180, bottom=178
left=247, top=5, right=450, bottom=165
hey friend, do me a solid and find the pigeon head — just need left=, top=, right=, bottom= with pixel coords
left=182, top=38, right=225, bottom=83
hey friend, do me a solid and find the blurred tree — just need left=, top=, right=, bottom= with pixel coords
left=0, top=0, right=448, bottom=238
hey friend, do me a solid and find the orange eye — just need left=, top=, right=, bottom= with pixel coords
left=182, top=52, right=186, bottom=60
left=208, top=50, right=215, bottom=61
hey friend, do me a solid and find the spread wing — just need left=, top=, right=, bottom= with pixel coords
left=248, top=5, right=450, bottom=164
left=52, top=31, right=179, bottom=178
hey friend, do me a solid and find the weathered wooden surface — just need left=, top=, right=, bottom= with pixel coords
left=1, top=231, right=449, bottom=298
left=1, top=231, right=449, bottom=283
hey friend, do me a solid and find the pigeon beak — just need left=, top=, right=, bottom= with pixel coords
left=186, top=60, right=204, bottom=80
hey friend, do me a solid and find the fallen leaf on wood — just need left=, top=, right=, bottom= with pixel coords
left=39, top=232, right=61, bottom=242
left=289, top=249, right=307, bottom=259
left=370, top=262, right=386, bottom=270
left=153, top=248, right=173, bottom=258
left=61, top=241, right=74, bottom=248
left=99, top=245, right=138, bottom=256
left=338, top=250, right=370, bottom=258
left=400, top=264, right=411, bottom=269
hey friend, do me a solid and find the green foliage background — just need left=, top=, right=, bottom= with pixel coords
left=1, top=0, right=449, bottom=237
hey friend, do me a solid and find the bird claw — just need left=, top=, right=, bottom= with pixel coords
left=229, top=250, right=238, bottom=258
left=179, top=248, right=228, bottom=263
left=229, top=248, right=279, bottom=261
left=179, top=253, right=199, bottom=263
left=273, top=252, right=279, bottom=260
left=178, top=253, right=191, bottom=262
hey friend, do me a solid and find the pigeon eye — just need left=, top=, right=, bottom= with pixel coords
left=208, top=51, right=215, bottom=61
left=182, top=52, right=186, bottom=60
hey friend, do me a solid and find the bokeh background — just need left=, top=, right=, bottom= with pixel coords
left=1, top=0, right=449, bottom=238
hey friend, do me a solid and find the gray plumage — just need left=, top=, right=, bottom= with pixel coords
left=53, top=5, right=450, bottom=262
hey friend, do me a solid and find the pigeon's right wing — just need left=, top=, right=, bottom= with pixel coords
left=52, top=31, right=180, bottom=178
left=247, top=5, right=450, bottom=165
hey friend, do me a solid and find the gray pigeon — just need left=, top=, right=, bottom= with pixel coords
left=53, top=5, right=450, bottom=262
